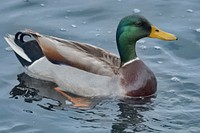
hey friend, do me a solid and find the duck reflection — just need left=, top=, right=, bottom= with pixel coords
left=10, top=73, right=99, bottom=110
left=111, top=96, right=156, bottom=132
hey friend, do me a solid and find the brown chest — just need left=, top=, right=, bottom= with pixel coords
left=119, top=60, right=157, bottom=97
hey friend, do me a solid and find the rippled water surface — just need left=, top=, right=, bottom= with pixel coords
left=0, top=0, right=200, bottom=132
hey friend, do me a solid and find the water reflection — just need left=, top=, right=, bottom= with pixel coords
left=10, top=73, right=100, bottom=110
left=111, top=97, right=157, bottom=132
left=10, top=73, right=64, bottom=111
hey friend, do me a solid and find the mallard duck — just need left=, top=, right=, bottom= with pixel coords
left=4, top=14, right=177, bottom=98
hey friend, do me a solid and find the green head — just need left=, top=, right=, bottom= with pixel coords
left=116, top=15, right=151, bottom=44
left=116, top=14, right=177, bottom=65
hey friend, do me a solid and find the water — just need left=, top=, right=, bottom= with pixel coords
left=0, top=0, right=200, bottom=132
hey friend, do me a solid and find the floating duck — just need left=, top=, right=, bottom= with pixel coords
left=5, top=15, right=177, bottom=98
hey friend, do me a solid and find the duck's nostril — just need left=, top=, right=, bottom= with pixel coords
left=155, top=29, right=159, bottom=32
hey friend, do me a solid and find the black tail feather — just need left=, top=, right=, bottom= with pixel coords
left=15, top=32, right=32, bottom=44
left=14, top=32, right=23, bottom=47
left=20, top=33, right=31, bottom=43
left=14, top=32, right=44, bottom=67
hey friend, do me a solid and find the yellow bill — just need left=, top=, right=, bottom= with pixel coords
left=149, top=25, right=177, bottom=41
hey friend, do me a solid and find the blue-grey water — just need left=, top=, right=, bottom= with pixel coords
left=0, top=0, right=200, bottom=132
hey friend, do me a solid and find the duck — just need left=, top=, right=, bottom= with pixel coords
left=4, top=14, right=177, bottom=98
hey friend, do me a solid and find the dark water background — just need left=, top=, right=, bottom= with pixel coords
left=0, top=0, right=200, bottom=132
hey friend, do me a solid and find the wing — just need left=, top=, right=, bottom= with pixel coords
left=23, top=30, right=121, bottom=76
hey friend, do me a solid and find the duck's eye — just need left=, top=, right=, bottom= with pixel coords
left=134, top=21, right=143, bottom=27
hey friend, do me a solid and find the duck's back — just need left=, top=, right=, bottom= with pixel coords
left=5, top=31, right=121, bottom=77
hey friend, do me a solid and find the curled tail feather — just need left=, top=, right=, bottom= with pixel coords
left=4, top=34, right=32, bottom=62
left=4, top=32, right=44, bottom=66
